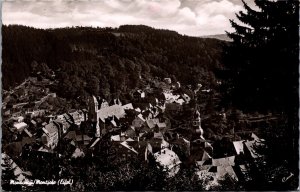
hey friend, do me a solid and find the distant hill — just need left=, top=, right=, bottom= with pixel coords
left=201, top=34, right=232, bottom=42
left=3, top=24, right=228, bottom=100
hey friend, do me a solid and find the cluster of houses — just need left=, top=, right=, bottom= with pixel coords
left=3, top=109, right=88, bottom=155
left=0, top=77, right=185, bottom=180
left=2, top=76, right=57, bottom=121
left=2, top=76, right=270, bottom=189
left=86, top=87, right=187, bottom=176
left=195, top=133, right=266, bottom=189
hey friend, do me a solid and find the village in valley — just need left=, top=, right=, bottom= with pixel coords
left=2, top=67, right=292, bottom=190
left=1, top=0, right=298, bottom=190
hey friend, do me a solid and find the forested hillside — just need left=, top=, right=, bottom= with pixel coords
left=2, top=25, right=227, bottom=100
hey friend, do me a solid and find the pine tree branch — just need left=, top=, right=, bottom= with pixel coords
left=229, top=19, right=253, bottom=36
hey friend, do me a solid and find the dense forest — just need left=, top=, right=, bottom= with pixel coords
left=2, top=24, right=226, bottom=100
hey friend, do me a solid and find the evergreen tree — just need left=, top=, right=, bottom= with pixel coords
left=226, top=0, right=299, bottom=171
left=226, top=0, right=298, bottom=110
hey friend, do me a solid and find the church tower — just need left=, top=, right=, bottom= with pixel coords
left=192, top=104, right=204, bottom=140
left=88, top=95, right=101, bottom=137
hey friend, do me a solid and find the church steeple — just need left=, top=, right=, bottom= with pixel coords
left=194, top=105, right=201, bottom=122
left=192, top=104, right=201, bottom=126
left=192, top=104, right=204, bottom=140
left=88, top=95, right=101, bottom=138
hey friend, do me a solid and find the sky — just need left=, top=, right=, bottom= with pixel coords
left=2, top=0, right=257, bottom=36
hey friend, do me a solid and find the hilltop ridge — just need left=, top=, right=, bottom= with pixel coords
left=3, top=24, right=228, bottom=97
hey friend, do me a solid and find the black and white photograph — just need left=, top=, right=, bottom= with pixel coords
left=1, top=0, right=299, bottom=191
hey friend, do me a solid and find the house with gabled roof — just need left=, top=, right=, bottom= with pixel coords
left=111, top=138, right=139, bottom=161
left=111, top=136, right=163, bottom=163
left=196, top=159, right=240, bottom=188
left=232, top=133, right=266, bottom=159
left=41, top=122, right=59, bottom=149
